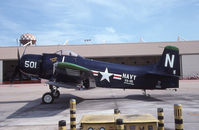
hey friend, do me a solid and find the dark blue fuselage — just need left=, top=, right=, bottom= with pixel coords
left=63, top=55, right=178, bottom=89
left=20, top=51, right=179, bottom=90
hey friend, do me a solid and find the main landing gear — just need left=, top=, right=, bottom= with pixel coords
left=142, top=89, right=150, bottom=97
left=42, top=85, right=60, bottom=104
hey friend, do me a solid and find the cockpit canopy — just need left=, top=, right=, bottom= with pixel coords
left=56, top=49, right=79, bottom=57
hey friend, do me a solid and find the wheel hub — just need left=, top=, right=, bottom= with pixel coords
left=44, top=94, right=52, bottom=103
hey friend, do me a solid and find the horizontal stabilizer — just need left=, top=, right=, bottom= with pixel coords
left=147, top=71, right=179, bottom=78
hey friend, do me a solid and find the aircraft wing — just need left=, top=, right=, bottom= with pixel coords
left=46, top=81, right=77, bottom=89
left=55, top=62, right=90, bottom=72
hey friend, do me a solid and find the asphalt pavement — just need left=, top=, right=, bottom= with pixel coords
left=0, top=80, right=199, bottom=130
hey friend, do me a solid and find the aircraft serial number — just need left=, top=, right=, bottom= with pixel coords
left=25, top=61, right=37, bottom=68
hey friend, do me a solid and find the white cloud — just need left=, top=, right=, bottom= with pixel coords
left=105, top=27, right=116, bottom=33
left=0, top=14, right=21, bottom=32
left=0, top=35, right=18, bottom=46
left=87, top=0, right=187, bottom=22
left=93, top=33, right=133, bottom=43
left=0, top=0, right=198, bottom=46
left=93, top=27, right=133, bottom=43
left=42, top=0, right=92, bottom=22
left=34, top=29, right=85, bottom=45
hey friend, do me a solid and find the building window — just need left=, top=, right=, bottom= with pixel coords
left=148, top=125, right=153, bottom=130
left=129, top=125, right=136, bottom=130
left=99, top=127, right=105, bottom=130
left=88, top=127, right=93, bottom=130
left=139, top=126, right=144, bottom=130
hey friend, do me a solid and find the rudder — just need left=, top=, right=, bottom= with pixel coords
left=156, top=46, right=180, bottom=76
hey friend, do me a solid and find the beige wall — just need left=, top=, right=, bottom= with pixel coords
left=93, top=56, right=160, bottom=66
left=182, top=55, right=199, bottom=78
left=1, top=41, right=199, bottom=60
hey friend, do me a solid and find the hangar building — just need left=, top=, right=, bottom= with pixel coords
left=0, top=40, right=199, bottom=84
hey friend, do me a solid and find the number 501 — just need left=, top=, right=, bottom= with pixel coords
left=25, top=61, right=37, bottom=68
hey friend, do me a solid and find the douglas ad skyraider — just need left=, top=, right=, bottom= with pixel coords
left=11, top=46, right=180, bottom=104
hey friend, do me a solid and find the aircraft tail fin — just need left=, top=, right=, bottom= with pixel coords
left=155, top=46, right=180, bottom=76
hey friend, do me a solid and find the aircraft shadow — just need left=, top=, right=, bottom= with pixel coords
left=125, top=95, right=163, bottom=101
left=7, top=94, right=84, bottom=119
left=0, top=100, right=33, bottom=104
left=82, top=94, right=163, bottom=102
left=7, top=94, right=162, bottom=119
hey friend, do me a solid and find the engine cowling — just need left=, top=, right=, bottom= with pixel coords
left=20, top=54, right=42, bottom=76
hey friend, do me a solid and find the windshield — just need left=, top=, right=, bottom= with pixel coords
left=56, top=49, right=79, bottom=57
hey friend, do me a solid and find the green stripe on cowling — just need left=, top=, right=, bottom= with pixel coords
left=57, top=62, right=90, bottom=72
left=165, top=46, right=179, bottom=51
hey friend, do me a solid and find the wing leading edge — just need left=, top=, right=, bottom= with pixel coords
left=56, top=62, right=90, bottom=72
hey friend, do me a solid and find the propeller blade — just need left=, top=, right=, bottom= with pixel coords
left=17, top=48, right=20, bottom=64
left=10, top=65, right=19, bottom=83
left=19, top=70, right=22, bottom=81
left=10, top=48, right=21, bottom=83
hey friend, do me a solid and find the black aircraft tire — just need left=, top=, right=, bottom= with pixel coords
left=52, top=90, right=60, bottom=99
left=42, top=92, right=54, bottom=104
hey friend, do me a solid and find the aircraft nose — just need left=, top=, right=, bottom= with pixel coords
left=19, top=54, right=42, bottom=76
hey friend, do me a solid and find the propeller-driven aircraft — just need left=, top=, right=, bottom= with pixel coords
left=11, top=45, right=180, bottom=104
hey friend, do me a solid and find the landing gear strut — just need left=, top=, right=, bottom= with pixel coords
left=42, top=85, right=60, bottom=104
left=49, top=85, right=60, bottom=98
left=142, top=89, right=150, bottom=97
left=83, top=79, right=90, bottom=89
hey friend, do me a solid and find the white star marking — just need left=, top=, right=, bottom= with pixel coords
left=100, top=68, right=113, bottom=82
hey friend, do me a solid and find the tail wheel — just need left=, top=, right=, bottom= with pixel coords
left=52, top=90, right=60, bottom=99
left=42, top=92, right=54, bottom=104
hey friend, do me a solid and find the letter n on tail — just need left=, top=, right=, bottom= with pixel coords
left=164, top=54, right=175, bottom=68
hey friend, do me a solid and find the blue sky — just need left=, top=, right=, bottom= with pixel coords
left=0, top=0, right=199, bottom=46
